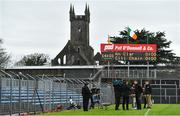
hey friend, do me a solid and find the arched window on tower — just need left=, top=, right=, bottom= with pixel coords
left=77, top=47, right=80, bottom=53
left=77, top=59, right=80, bottom=65
left=58, top=58, right=61, bottom=65
left=63, top=55, right=66, bottom=65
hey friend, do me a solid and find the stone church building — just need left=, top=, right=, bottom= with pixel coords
left=52, top=5, right=98, bottom=66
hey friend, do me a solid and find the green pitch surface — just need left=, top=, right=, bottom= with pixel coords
left=37, top=104, right=180, bottom=116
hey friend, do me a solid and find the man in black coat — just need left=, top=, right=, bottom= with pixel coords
left=122, top=81, right=130, bottom=110
left=134, top=81, right=143, bottom=110
left=82, top=83, right=91, bottom=111
left=142, top=85, right=147, bottom=109
left=113, top=79, right=123, bottom=110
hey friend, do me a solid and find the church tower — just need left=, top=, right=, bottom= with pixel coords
left=52, top=5, right=94, bottom=65
left=70, top=4, right=90, bottom=47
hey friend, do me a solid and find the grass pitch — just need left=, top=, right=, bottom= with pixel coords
left=37, top=104, right=180, bottom=115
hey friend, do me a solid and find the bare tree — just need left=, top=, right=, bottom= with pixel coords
left=15, top=53, right=50, bottom=66
left=0, top=39, right=10, bottom=68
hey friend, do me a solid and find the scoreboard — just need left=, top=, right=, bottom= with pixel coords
left=101, top=44, right=157, bottom=61
left=102, top=52, right=156, bottom=61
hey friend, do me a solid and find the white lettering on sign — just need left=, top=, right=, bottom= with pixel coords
left=101, top=44, right=156, bottom=52
left=147, top=46, right=153, bottom=51
left=114, top=46, right=122, bottom=50
left=127, top=46, right=142, bottom=51
left=104, top=44, right=114, bottom=51
left=143, top=46, right=146, bottom=51
left=123, top=46, right=127, bottom=50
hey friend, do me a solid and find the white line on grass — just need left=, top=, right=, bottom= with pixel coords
left=144, top=109, right=151, bottom=116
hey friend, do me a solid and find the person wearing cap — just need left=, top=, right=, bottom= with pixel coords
left=82, top=83, right=91, bottom=111
left=144, top=81, right=152, bottom=109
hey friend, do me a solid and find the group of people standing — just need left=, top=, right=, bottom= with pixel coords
left=81, top=80, right=152, bottom=112
left=113, top=80, right=152, bottom=111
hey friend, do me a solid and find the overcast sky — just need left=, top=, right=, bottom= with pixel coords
left=0, top=0, right=180, bottom=63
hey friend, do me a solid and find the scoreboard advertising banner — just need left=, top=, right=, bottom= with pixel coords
left=101, top=44, right=157, bottom=61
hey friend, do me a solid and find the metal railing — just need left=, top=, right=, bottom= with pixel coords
left=0, top=70, right=86, bottom=115
left=101, top=69, right=156, bottom=79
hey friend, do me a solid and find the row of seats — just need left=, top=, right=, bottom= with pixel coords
left=1, top=87, right=83, bottom=104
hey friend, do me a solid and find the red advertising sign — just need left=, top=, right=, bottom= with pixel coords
left=101, top=44, right=157, bottom=53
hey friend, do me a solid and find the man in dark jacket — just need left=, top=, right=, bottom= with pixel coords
left=122, top=81, right=130, bottom=110
left=134, top=81, right=143, bottom=110
left=82, top=83, right=91, bottom=111
left=144, top=81, right=152, bottom=108
left=142, top=85, right=147, bottom=109
left=113, top=79, right=123, bottom=110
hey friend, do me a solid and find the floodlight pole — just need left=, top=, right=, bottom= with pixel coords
left=147, top=61, right=149, bottom=78
left=160, top=79, right=162, bottom=103
left=107, top=34, right=110, bottom=79
left=128, top=62, right=130, bottom=78
left=127, top=34, right=130, bottom=78
left=175, top=82, right=177, bottom=104
left=108, top=61, right=110, bottom=78
left=146, top=34, right=149, bottom=78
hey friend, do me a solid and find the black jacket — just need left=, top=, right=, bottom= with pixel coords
left=145, top=84, right=152, bottom=94
left=113, top=80, right=123, bottom=96
left=135, top=84, right=143, bottom=96
left=122, top=84, right=130, bottom=97
left=82, top=85, right=91, bottom=98
left=114, top=85, right=122, bottom=97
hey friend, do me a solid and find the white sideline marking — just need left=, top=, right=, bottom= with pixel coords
left=144, top=109, right=151, bottom=116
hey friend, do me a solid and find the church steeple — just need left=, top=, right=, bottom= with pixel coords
left=87, top=5, right=90, bottom=14
left=85, top=4, right=88, bottom=13
left=72, top=5, right=75, bottom=14
left=70, top=4, right=73, bottom=13
left=69, top=4, right=75, bottom=21
left=85, top=4, right=90, bottom=22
